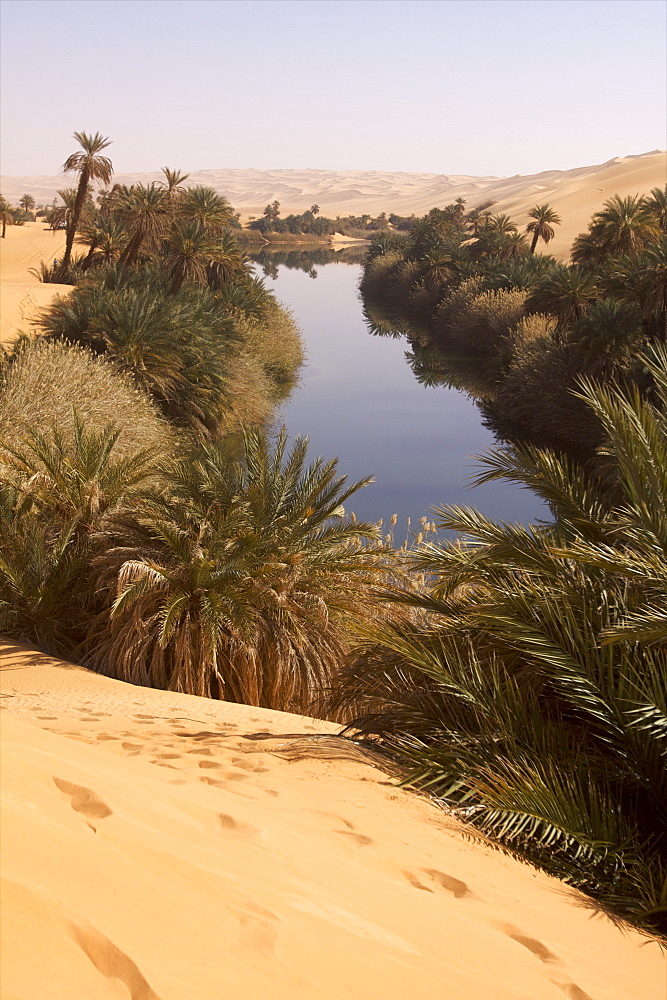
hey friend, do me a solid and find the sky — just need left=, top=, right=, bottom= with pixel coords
left=1, top=0, right=665, bottom=178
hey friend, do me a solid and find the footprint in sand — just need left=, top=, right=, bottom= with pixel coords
left=218, top=813, right=261, bottom=838
left=68, top=919, right=162, bottom=1000
left=336, top=830, right=373, bottom=847
left=421, top=868, right=476, bottom=899
left=495, top=923, right=594, bottom=1000
left=402, top=871, right=435, bottom=893
left=235, top=903, right=280, bottom=956
left=53, top=778, right=113, bottom=821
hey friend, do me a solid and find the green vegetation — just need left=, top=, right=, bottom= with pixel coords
left=0, top=131, right=388, bottom=720
left=330, top=351, right=667, bottom=935
left=361, top=190, right=666, bottom=458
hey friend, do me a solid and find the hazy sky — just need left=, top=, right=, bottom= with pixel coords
left=1, top=0, right=665, bottom=177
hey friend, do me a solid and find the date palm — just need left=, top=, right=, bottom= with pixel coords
left=19, top=193, right=35, bottom=216
left=526, top=203, right=562, bottom=254
left=177, top=185, right=235, bottom=233
left=83, top=428, right=388, bottom=710
left=645, top=185, right=667, bottom=233
left=61, top=131, right=113, bottom=268
left=587, top=194, right=658, bottom=257
left=76, top=216, right=129, bottom=269
left=117, top=183, right=168, bottom=267
left=163, top=219, right=228, bottom=292
left=160, top=167, right=190, bottom=199
left=525, top=264, right=599, bottom=332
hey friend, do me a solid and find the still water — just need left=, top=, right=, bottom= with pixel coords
left=255, top=255, right=546, bottom=530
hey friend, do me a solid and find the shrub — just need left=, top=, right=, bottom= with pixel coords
left=0, top=339, right=176, bottom=460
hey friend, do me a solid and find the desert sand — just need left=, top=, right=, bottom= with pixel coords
left=0, top=641, right=664, bottom=999
left=2, top=149, right=665, bottom=257
left=0, top=222, right=69, bottom=345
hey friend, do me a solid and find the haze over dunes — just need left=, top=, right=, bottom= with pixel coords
left=3, top=150, right=665, bottom=257
left=1, top=643, right=663, bottom=1000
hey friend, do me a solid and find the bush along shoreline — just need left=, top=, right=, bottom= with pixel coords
left=360, top=191, right=666, bottom=463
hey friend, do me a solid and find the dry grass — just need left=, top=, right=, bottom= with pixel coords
left=0, top=340, right=177, bottom=459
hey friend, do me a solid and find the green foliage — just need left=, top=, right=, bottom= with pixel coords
left=332, top=351, right=667, bottom=935
left=81, top=427, right=390, bottom=711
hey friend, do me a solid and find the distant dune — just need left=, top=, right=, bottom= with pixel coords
left=1, top=151, right=665, bottom=344
left=2, top=150, right=665, bottom=257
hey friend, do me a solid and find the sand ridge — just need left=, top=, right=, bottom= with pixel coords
left=2, top=150, right=666, bottom=257
left=1, top=642, right=664, bottom=999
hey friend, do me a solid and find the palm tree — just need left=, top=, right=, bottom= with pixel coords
left=163, top=219, right=227, bottom=292
left=178, top=185, right=234, bottom=232
left=75, top=216, right=129, bottom=269
left=61, top=131, right=113, bottom=269
left=39, top=276, right=235, bottom=438
left=0, top=196, right=13, bottom=238
left=47, top=188, right=78, bottom=233
left=525, top=264, right=599, bottom=332
left=525, top=203, right=562, bottom=254
left=160, top=167, right=190, bottom=198
left=645, top=185, right=667, bottom=233
left=83, top=428, right=388, bottom=710
left=19, top=193, right=35, bottom=217
left=568, top=297, right=644, bottom=376
left=0, top=414, right=159, bottom=655
left=117, top=183, right=168, bottom=267
left=585, top=194, right=657, bottom=259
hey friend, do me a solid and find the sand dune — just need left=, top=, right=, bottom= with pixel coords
left=1, top=642, right=663, bottom=999
left=2, top=150, right=665, bottom=258
left=0, top=222, right=69, bottom=345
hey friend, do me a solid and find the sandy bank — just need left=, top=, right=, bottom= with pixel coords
left=0, top=222, right=69, bottom=345
left=1, top=642, right=663, bottom=999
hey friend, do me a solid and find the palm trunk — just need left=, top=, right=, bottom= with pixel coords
left=118, top=227, right=143, bottom=268
left=62, top=168, right=90, bottom=269
left=1, top=218, right=5, bottom=238
left=530, top=230, right=539, bottom=254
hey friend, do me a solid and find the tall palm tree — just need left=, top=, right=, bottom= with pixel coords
left=525, top=203, right=562, bottom=254
left=47, top=188, right=78, bottom=233
left=61, top=131, right=113, bottom=268
left=83, top=428, right=388, bottom=709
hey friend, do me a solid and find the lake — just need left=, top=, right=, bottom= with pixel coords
left=253, top=252, right=546, bottom=531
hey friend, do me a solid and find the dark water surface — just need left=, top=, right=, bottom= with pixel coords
left=256, top=257, right=546, bottom=530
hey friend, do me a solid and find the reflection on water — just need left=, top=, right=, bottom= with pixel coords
left=250, top=251, right=546, bottom=529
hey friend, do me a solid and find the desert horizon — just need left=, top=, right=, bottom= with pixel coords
left=3, top=149, right=665, bottom=258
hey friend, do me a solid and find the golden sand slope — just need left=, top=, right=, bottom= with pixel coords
left=0, top=222, right=69, bottom=345
left=1, top=642, right=663, bottom=1000
left=3, top=151, right=665, bottom=258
